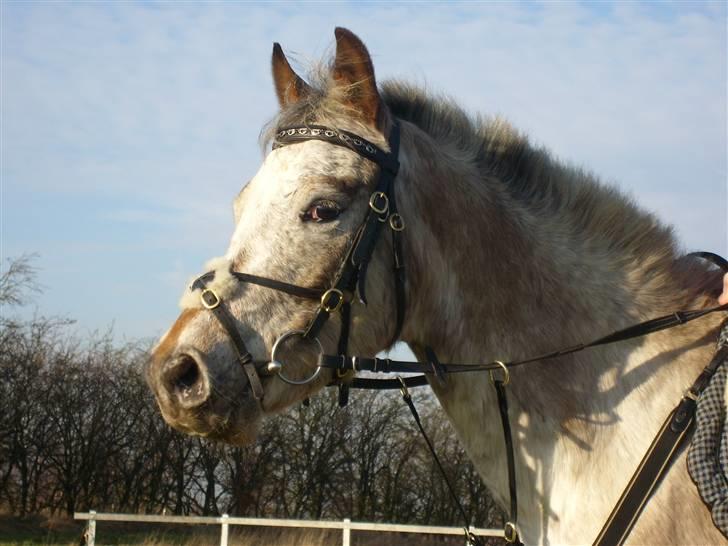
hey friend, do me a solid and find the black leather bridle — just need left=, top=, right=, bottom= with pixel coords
left=187, top=120, right=728, bottom=546
left=190, top=122, right=405, bottom=402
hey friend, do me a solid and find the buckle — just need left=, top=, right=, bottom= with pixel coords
left=488, top=360, right=510, bottom=386
left=504, top=522, right=519, bottom=543
left=335, top=355, right=348, bottom=378
left=320, top=288, right=345, bottom=313
left=200, top=288, right=221, bottom=309
left=369, top=192, right=389, bottom=214
left=397, top=376, right=410, bottom=399
left=389, top=213, right=405, bottom=231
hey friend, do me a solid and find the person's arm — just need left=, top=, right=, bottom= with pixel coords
left=719, top=273, right=728, bottom=305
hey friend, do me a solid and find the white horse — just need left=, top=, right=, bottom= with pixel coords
left=147, top=28, right=726, bottom=545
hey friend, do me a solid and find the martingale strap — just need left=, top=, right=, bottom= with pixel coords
left=493, top=374, right=523, bottom=545
left=397, top=379, right=485, bottom=546
left=319, top=303, right=728, bottom=379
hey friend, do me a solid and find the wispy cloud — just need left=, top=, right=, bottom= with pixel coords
left=2, top=1, right=725, bottom=339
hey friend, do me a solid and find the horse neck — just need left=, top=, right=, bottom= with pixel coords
left=393, top=122, right=720, bottom=541
left=397, top=123, right=681, bottom=369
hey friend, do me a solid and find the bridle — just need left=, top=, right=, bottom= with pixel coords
left=190, top=122, right=406, bottom=402
left=187, top=120, right=728, bottom=546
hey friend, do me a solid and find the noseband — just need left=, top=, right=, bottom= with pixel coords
left=190, top=123, right=404, bottom=401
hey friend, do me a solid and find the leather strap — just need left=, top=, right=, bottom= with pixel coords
left=302, top=123, right=401, bottom=343
left=199, top=284, right=265, bottom=400
left=319, top=303, right=728, bottom=379
left=191, top=271, right=324, bottom=301
left=337, top=302, right=352, bottom=407
left=274, top=125, right=399, bottom=175
left=387, top=133, right=406, bottom=345
left=594, top=344, right=728, bottom=546
left=399, top=380, right=484, bottom=546
left=494, top=378, right=523, bottom=545
left=190, top=122, right=406, bottom=403
left=689, top=251, right=728, bottom=271
left=349, top=375, right=429, bottom=390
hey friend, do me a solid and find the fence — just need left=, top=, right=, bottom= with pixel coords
left=75, top=511, right=503, bottom=546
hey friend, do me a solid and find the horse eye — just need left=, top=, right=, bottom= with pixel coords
left=301, top=201, right=341, bottom=223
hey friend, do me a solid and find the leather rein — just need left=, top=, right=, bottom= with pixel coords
left=188, top=122, right=728, bottom=546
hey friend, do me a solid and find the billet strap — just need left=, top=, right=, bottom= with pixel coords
left=594, top=344, right=728, bottom=546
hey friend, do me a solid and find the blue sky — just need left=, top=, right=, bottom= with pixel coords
left=2, top=1, right=726, bottom=343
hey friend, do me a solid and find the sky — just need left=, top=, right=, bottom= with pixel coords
left=1, top=1, right=726, bottom=346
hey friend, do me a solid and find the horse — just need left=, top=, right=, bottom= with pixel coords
left=146, top=28, right=726, bottom=545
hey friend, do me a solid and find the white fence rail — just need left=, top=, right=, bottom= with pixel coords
left=75, top=511, right=503, bottom=546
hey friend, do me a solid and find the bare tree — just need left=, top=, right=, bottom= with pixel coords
left=0, top=255, right=503, bottom=527
left=0, top=253, right=41, bottom=308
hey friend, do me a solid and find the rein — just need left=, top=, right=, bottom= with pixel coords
left=188, top=121, right=728, bottom=545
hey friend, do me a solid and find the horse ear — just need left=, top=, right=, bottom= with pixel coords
left=272, top=42, right=311, bottom=107
left=332, top=27, right=382, bottom=128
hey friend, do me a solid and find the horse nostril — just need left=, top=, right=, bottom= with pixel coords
left=175, top=356, right=199, bottom=389
left=162, top=353, right=209, bottom=407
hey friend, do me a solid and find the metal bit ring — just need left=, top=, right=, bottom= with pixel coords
left=268, top=330, right=323, bottom=385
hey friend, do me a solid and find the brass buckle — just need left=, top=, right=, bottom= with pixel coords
left=397, top=376, right=410, bottom=398
left=684, top=389, right=698, bottom=401
left=504, top=522, right=518, bottom=543
left=369, top=191, right=389, bottom=214
left=335, top=355, right=348, bottom=379
left=200, top=288, right=221, bottom=310
left=488, top=360, right=510, bottom=386
left=389, top=213, right=405, bottom=231
left=320, top=288, right=344, bottom=313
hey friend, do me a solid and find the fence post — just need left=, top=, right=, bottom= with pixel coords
left=86, top=511, right=96, bottom=546
left=342, top=517, right=351, bottom=546
left=220, top=513, right=229, bottom=546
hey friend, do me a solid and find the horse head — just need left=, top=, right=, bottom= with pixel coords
left=146, top=28, right=403, bottom=445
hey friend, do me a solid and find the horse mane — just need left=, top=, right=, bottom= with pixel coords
left=381, top=81, right=677, bottom=257
left=263, top=73, right=719, bottom=301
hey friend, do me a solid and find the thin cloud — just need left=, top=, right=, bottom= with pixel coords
left=2, top=1, right=725, bottom=338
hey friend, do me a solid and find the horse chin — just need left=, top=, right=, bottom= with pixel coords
left=156, top=395, right=262, bottom=447
left=206, top=417, right=261, bottom=446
